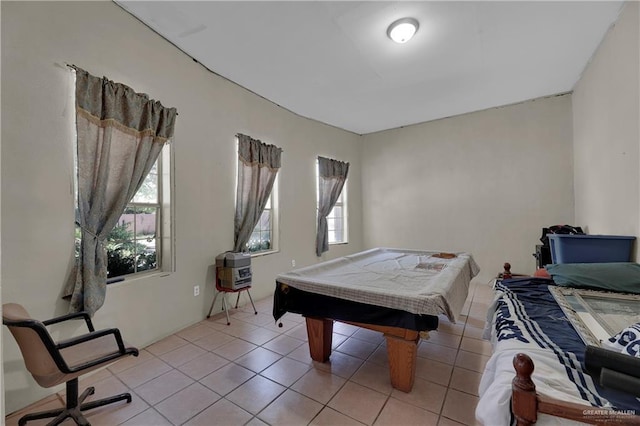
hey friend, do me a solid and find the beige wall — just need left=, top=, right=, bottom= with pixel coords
left=572, top=1, right=640, bottom=259
left=3, top=0, right=639, bottom=417
left=1, top=2, right=362, bottom=412
left=361, top=95, right=575, bottom=282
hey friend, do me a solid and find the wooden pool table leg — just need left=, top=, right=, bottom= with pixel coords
left=385, top=331, right=420, bottom=393
left=305, top=317, right=333, bottom=362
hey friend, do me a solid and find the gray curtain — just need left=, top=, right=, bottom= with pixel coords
left=234, top=134, right=282, bottom=252
left=63, top=67, right=177, bottom=316
left=316, top=156, right=349, bottom=256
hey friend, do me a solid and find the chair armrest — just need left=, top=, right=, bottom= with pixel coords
left=56, top=328, right=125, bottom=351
left=43, top=311, right=95, bottom=332
left=54, top=328, right=138, bottom=374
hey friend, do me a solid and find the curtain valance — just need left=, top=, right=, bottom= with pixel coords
left=74, top=67, right=177, bottom=141
left=318, top=156, right=349, bottom=179
left=237, top=133, right=282, bottom=169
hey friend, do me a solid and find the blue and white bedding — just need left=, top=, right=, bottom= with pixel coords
left=604, top=322, right=640, bottom=357
left=476, top=278, right=640, bottom=426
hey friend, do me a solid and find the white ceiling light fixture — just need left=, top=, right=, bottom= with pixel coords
left=387, top=17, right=419, bottom=44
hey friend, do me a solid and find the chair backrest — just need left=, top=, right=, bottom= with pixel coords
left=2, top=303, right=63, bottom=387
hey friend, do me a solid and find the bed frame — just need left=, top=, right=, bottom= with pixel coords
left=512, top=353, right=640, bottom=425
left=500, top=264, right=640, bottom=425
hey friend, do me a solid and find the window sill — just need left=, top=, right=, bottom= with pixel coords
left=107, top=270, right=172, bottom=286
left=250, top=249, right=280, bottom=258
left=329, top=242, right=349, bottom=246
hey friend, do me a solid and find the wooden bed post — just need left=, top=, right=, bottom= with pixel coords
left=503, top=262, right=513, bottom=279
left=512, top=353, right=538, bottom=426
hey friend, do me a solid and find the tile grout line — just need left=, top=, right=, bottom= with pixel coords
left=8, top=291, right=489, bottom=426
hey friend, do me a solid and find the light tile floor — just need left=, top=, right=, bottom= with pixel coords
left=6, top=281, right=494, bottom=426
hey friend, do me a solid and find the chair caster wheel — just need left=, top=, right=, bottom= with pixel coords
left=254, top=311, right=258, bottom=315
left=226, top=322, right=230, bottom=326
left=278, top=322, right=283, bottom=328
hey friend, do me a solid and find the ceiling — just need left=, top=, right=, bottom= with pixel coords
left=116, top=1, right=624, bottom=135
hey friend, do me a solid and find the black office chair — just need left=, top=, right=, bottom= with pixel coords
left=2, top=303, right=139, bottom=425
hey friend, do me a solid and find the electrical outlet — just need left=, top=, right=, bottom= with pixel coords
left=291, top=259, right=296, bottom=267
left=193, top=285, right=200, bottom=297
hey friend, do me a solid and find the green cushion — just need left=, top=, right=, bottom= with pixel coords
left=546, top=262, right=640, bottom=294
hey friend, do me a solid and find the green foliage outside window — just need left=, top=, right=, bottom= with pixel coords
left=105, top=221, right=157, bottom=278
left=247, top=208, right=271, bottom=253
left=75, top=217, right=157, bottom=279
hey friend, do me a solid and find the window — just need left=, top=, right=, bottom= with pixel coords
left=75, top=145, right=173, bottom=279
left=234, top=134, right=281, bottom=255
left=234, top=135, right=280, bottom=255
left=246, top=179, right=279, bottom=254
left=316, top=160, right=348, bottom=245
left=327, top=186, right=347, bottom=244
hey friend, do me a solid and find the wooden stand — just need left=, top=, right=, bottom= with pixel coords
left=305, top=317, right=420, bottom=392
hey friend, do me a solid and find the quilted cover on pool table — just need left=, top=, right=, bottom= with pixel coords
left=275, top=247, right=480, bottom=322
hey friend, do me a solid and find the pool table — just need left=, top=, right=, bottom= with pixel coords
left=273, top=248, right=479, bottom=392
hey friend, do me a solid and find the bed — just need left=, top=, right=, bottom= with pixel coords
left=272, top=247, right=480, bottom=392
left=477, top=271, right=640, bottom=425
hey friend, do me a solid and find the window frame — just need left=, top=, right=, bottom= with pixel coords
left=327, top=183, right=348, bottom=245
left=245, top=176, right=280, bottom=257
left=74, top=143, right=174, bottom=281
